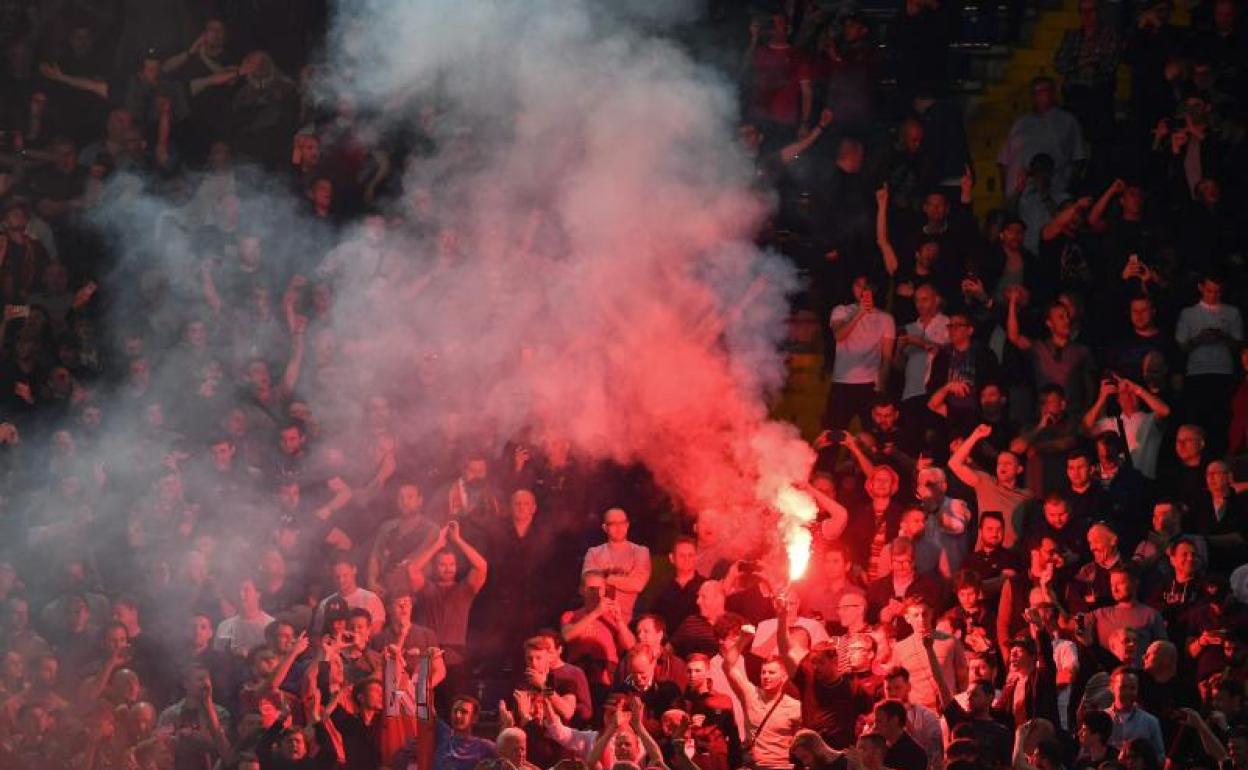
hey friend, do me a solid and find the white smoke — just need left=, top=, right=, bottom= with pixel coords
left=314, top=0, right=818, bottom=558
left=62, top=0, right=818, bottom=593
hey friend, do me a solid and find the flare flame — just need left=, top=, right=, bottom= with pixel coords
left=773, top=485, right=817, bottom=582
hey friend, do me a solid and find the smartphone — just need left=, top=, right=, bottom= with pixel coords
left=586, top=586, right=601, bottom=605
left=605, top=585, right=617, bottom=600
left=827, top=429, right=848, bottom=443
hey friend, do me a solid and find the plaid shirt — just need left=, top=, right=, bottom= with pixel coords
left=1055, top=26, right=1120, bottom=86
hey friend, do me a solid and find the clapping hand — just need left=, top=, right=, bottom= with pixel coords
left=946, top=378, right=972, bottom=397
left=499, top=699, right=517, bottom=729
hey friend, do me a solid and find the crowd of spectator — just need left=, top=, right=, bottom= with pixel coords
left=0, top=0, right=1247, bottom=769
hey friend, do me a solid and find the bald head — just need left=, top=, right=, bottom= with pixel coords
left=1144, top=640, right=1177, bottom=675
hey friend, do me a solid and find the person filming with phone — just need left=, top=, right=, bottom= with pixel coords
left=1081, top=370, right=1170, bottom=480
left=561, top=571, right=638, bottom=689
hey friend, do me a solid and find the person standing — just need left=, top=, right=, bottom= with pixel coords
left=1176, top=273, right=1243, bottom=456
left=408, top=521, right=488, bottom=673
left=581, top=508, right=651, bottom=623
left=825, top=275, right=896, bottom=432
left=722, top=639, right=802, bottom=770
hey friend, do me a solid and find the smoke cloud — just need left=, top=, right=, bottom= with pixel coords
left=71, top=0, right=818, bottom=587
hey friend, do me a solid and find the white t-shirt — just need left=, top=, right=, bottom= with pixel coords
left=1175, top=301, right=1243, bottom=376
left=749, top=616, right=829, bottom=658
left=902, top=314, right=950, bottom=400
left=996, top=107, right=1088, bottom=195
left=215, top=612, right=276, bottom=656
left=315, top=587, right=387, bottom=634
left=830, top=305, right=895, bottom=385
left=1094, top=411, right=1162, bottom=479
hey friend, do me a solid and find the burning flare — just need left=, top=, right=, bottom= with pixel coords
left=773, top=485, right=817, bottom=582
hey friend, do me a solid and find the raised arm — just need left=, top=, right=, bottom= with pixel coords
left=282, top=274, right=306, bottom=332
left=366, top=520, right=397, bottom=592
left=561, top=602, right=606, bottom=643
left=1018, top=416, right=1077, bottom=456
left=928, top=377, right=971, bottom=418
left=1119, top=376, right=1170, bottom=419
left=1017, top=618, right=1062, bottom=730
left=947, top=423, right=992, bottom=487
left=197, top=680, right=232, bottom=763
left=268, top=632, right=310, bottom=692
left=920, top=633, right=954, bottom=710
left=780, top=109, right=833, bottom=164
left=77, top=647, right=129, bottom=703
left=959, top=165, right=975, bottom=207
left=876, top=185, right=899, bottom=276
left=776, top=597, right=801, bottom=677
left=1057, top=197, right=1094, bottom=240
left=629, top=696, right=671, bottom=770
left=586, top=711, right=619, bottom=770
left=841, top=432, right=877, bottom=479
left=405, top=525, right=450, bottom=592
left=189, top=68, right=240, bottom=97
left=796, top=479, right=848, bottom=540
left=721, top=635, right=759, bottom=713
left=1081, top=378, right=1114, bottom=434
left=446, top=521, right=488, bottom=593
left=590, top=594, right=635, bottom=650
left=1176, top=708, right=1230, bottom=764
left=1005, top=289, right=1032, bottom=351
left=39, top=62, right=108, bottom=99
left=1088, top=179, right=1126, bottom=231
left=312, top=477, right=354, bottom=523
left=162, top=34, right=202, bottom=72
left=200, top=261, right=223, bottom=314
left=280, top=316, right=308, bottom=396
